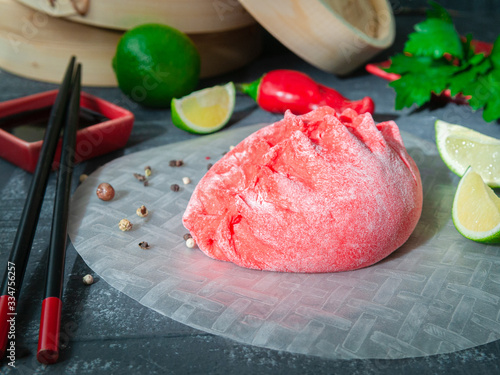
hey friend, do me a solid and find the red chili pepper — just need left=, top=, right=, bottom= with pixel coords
left=237, top=69, right=375, bottom=115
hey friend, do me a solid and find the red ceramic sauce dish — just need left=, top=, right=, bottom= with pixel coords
left=0, top=90, right=134, bottom=172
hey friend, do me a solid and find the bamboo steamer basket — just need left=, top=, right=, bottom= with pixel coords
left=0, top=0, right=261, bottom=86
left=14, top=0, right=255, bottom=33
left=238, top=0, right=395, bottom=75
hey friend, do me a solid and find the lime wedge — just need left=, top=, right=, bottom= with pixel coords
left=435, top=119, right=500, bottom=187
left=171, top=82, right=235, bottom=134
left=452, top=167, right=500, bottom=243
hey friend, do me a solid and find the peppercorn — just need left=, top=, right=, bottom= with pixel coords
left=138, top=241, right=150, bottom=250
left=183, top=233, right=192, bottom=241
left=186, top=238, right=196, bottom=248
left=133, top=173, right=148, bottom=186
left=118, top=218, right=133, bottom=231
left=96, top=182, right=115, bottom=201
left=136, top=205, right=149, bottom=217
left=133, top=173, right=146, bottom=182
left=83, top=274, right=94, bottom=285
left=182, top=177, right=191, bottom=185
left=169, top=159, right=184, bottom=167
left=170, top=184, right=180, bottom=192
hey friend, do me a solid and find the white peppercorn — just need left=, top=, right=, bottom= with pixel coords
left=186, top=238, right=196, bottom=248
left=83, top=274, right=94, bottom=285
left=119, top=218, right=133, bottom=231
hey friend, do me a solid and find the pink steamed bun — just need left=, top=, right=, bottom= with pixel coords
left=183, top=107, right=423, bottom=273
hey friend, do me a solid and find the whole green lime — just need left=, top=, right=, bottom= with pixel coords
left=112, top=23, right=201, bottom=108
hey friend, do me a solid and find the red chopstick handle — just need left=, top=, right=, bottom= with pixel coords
left=37, top=297, right=62, bottom=364
left=0, top=294, right=16, bottom=360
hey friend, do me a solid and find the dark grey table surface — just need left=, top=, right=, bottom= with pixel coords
left=1, top=1, right=500, bottom=374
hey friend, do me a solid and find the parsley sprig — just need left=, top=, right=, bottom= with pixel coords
left=384, top=1, right=500, bottom=122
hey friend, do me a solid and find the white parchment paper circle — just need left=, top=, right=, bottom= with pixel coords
left=68, top=123, right=500, bottom=360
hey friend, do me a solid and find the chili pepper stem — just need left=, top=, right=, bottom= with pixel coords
left=235, top=76, right=262, bottom=102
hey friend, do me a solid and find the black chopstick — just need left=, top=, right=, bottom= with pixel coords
left=0, top=56, right=76, bottom=360
left=37, top=63, right=81, bottom=365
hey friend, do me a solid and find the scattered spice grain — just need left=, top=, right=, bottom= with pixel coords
left=96, top=182, right=115, bottom=201
left=136, top=205, right=149, bottom=217
left=169, top=159, right=184, bottom=167
left=118, top=218, right=133, bottom=231
left=186, top=238, right=196, bottom=248
left=83, top=274, right=94, bottom=285
left=138, top=241, right=150, bottom=250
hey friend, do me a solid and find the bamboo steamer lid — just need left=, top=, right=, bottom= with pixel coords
left=238, top=0, right=395, bottom=75
left=14, top=0, right=256, bottom=34
left=0, top=0, right=261, bottom=86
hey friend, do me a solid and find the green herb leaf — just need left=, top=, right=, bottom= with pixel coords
left=489, top=35, right=500, bottom=68
left=462, top=34, right=477, bottom=61
left=389, top=74, right=432, bottom=109
left=389, top=62, right=459, bottom=109
left=383, top=2, right=500, bottom=122
left=427, top=1, right=453, bottom=23
left=404, top=18, right=463, bottom=59
left=385, top=54, right=457, bottom=76
left=462, top=69, right=500, bottom=114
left=449, top=58, right=491, bottom=97
left=384, top=54, right=435, bottom=75
left=403, top=1, right=463, bottom=59
left=483, top=95, right=500, bottom=122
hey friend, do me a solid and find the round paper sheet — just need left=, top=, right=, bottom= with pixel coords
left=68, top=124, right=500, bottom=360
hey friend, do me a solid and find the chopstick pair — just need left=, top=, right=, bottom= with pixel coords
left=0, top=57, right=81, bottom=365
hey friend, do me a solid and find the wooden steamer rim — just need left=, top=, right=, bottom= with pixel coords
left=0, top=0, right=261, bottom=86
left=14, top=0, right=256, bottom=34
left=238, top=0, right=395, bottom=75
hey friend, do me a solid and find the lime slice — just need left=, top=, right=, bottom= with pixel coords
left=452, top=167, right=500, bottom=243
left=171, top=82, right=235, bottom=134
left=435, top=119, right=500, bottom=187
